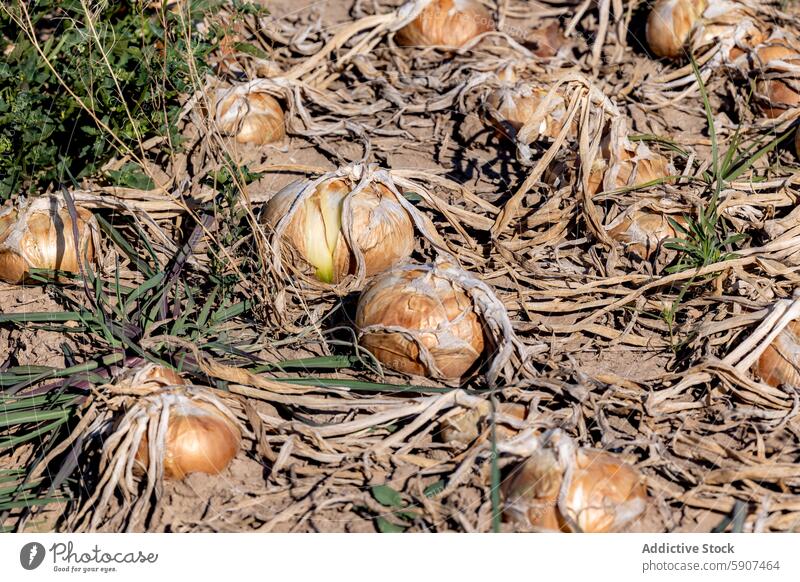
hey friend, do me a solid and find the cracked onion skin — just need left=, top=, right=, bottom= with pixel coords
left=264, top=178, right=415, bottom=284
left=356, top=263, right=485, bottom=379
left=646, top=0, right=707, bottom=58
left=216, top=89, right=285, bottom=145
left=755, top=320, right=800, bottom=388
left=396, top=0, right=494, bottom=48
left=503, top=447, right=648, bottom=533
left=0, top=197, right=97, bottom=284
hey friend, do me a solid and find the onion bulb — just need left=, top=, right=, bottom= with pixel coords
left=486, top=83, right=570, bottom=143
left=646, top=0, right=708, bottom=58
left=588, top=129, right=670, bottom=196
left=396, top=0, right=494, bottom=48
left=440, top=401, right=526, bottom=445
left=0, top=196, right=98, bottom=284
left=108, top=365, right=241, bottom=481
left=755, top=320, right=800, bottom=388
left=77, top=366, right=242, bottom=529
left=133, top=392, right=241, bottom=480
left=263, top=169, right=419, bottom=285
left=607, top=210, right=685, bottom=259
left=751, top=40, right=800, bottom=118
left=503, top=430, right=648, bottom=532
left=216, top=84, right=285, bottom=145
left=356, top=261, right=527, bottom=384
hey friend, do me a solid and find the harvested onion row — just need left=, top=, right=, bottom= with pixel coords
left=0, top=196, right=99, bottom=284
left=356, top=260, right=534, bottom=386
left=72, top=365, right=242, bottom=531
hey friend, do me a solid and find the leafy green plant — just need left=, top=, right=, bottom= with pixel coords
left=0, top=0, right=268, bottom=199
left=660, top=56, right=751, bottom=344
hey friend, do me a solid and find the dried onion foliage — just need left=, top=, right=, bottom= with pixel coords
left=356, top=261, right=532, bottom=386
left=0, top=196, right=98, bottom=284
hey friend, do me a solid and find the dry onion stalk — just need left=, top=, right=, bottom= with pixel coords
left=215, top=83, right=286, bottom=145
left=75, top=364, right=242, bottom=531
left=263, top=163, right=449, bottom=289
left=503, top=429, right=649, bottom=533
left=355, top=260, right=531, bottom=386
left=0, top=196, right=98, bottom=284
left=395, top=0, right=494, bottom=48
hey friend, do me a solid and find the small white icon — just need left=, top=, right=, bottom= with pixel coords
left=28, top=545, right=38, bottom=567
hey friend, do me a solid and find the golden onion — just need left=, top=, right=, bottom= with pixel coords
left=486, top=83, right=570, bottom=143
left=356, top=262, right=485, bottom=379
left=755, top=320, right=800, bottom=388
left=264, top=174, right=416, bottom=284
left=216, top=84, right=285, bottom=145
left=0, top=196, right=97, bottom=284
left=646, top=0, right=708, bottom=58
left=396, top=0, right=494, bottom=48
left=134, top=395, right=241, bottom=480
left=607, top=210, right=685, bottom=259
left=751, top=40, right=800, bottom=119
left=112, top=365, right=241, bottom=480
left=503, top=431, right=649, bottom=532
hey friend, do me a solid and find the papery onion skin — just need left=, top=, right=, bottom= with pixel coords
left=504, top=447, right=648, bottom=533
left=264, top=178, right=416, bottom=284
left=608, top=211, right=684, bottom=259
left=0, top=197, right=97, bottom=284
left=356, top=264, right=485, bottom=379
left=216, top=89, right=285, bottom=145
left=440, top=401, right=526, bottom=445
left=588, top=134, right=670, bottom=196
left=646, top=0, right=708, bottom=58
left=486, top=85, right=570, bottom=142
left=755, top=320, right=800, bottom=388
left=135, top=396, right=241, bottom=480
left=396, top=0, right=494, bottom=48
